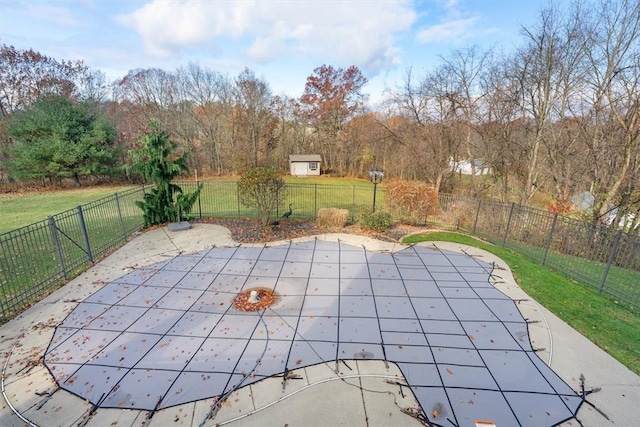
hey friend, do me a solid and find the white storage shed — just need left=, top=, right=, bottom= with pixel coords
left=289, top=154, right=321, bottom=176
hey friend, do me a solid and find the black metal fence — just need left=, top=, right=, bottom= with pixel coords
left=1, top=181, right=638, bottom=321
left=430, top=194, right=640, bottom=309
left=0, top=187, right=147, bottom=320
left=0, top=181, right=379, bottom=320
left=179, top=180, right=380, bottom=222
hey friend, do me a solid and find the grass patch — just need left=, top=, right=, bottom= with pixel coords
left=0, top=187, right=146, bottom=322
left=181, top=179, right=382, bottom=223
left=284, top=176, right=372, bottom=186
left=0, top=179, right=379, bottom=322
left=0, top=185, right=136, bottom=233
left=403, top=231, right=640, bottom=376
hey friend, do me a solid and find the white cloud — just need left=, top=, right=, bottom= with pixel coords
left=117, top=1, right=252, bottom=57
left=416, top=17, right=479, bottom=43
left=117, top=0, right=415, bottom=73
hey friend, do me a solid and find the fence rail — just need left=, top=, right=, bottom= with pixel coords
left=1, top=181, right=639, bottom=320
left=0, top=186, right=148, bottom=320
left=429, top=194, right=640, bottom=309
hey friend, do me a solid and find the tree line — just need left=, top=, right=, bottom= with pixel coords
left=1, top=0, right=639, bottom=230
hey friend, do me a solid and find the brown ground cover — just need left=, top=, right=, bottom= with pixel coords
left=198, top=218, right=425, bottom=243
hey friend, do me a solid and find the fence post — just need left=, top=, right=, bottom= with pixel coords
left=236, top=182, right=241, bottom=217
left=197, top=175, right=203, bottom=219
left=502, top=202, right=516, bottom=247
left=542, top=213, right=558, bottom=266
left=314, top=184, right=318, bottom=219
left=472, top=199, right=482, bottom=235
left=351, top=186, right=356, bottom=222
left=48, top=216, right=67, bottom=280
left=115, top=193, right=126, bottom=242
left=77, top=206, right=94, bottom=263
left=600, top=229, right=623, bottom=293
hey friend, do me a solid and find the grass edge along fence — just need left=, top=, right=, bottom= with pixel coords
left=0, top=186, right=147, bottom=322
left=1, top=180, right=639, bottom=322
left=179, top=180, right=379, bottom=222
left=0, top=181, right=379, bottom=321
left=432, top=194, right=640, bottom=310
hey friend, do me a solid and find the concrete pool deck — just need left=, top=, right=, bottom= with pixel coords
left=1, top=223, right=638, bottom=426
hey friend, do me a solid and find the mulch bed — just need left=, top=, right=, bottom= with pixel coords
left=197, top=218, right=427, bottom=243
left=232, top=287, right=279, bottom=311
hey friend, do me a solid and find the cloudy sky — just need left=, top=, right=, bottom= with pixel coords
left=0, top=0, right=546, bottom=103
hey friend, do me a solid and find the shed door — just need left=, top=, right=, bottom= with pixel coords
left=292, top=162, right=307, bottom=175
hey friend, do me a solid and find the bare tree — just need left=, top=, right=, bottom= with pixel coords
left=536, top=3, right=590, bottom=205
left=440, top=46, right=491, bottom=196
left=0, top=44, right=88, bottom=118
left=511, top=5, right=584, bottom=205
left=176, top=63, right=233, bottom=174
left=114, top=68, right=178, bottom=133
left=476, top=55, right=522, bottom=201
left=578, top=0, right=640, bottom=223
left=78, top=69, right=109, bottom=107
left=233, top=69, right=273, bottom=169
left=389, top=68, right=462, bottom=192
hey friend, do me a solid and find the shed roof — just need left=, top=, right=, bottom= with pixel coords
left=289, top=154, right=321, bottom=162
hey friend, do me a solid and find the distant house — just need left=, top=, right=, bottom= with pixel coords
left=570, top=191, right=639, bottom=230
left=449, top=158, right=493, bottom=176
left=570, top=191, right=595, bottom=211
left=289, top=154, right=321, bottom=176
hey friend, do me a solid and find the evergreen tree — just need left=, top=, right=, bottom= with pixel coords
left=6, top=95, right=119, bottom=185
left=127, top=124, right=202, bottom=226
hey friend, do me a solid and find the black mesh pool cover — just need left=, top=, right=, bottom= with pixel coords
left=44, top=240, right=582, bottom=426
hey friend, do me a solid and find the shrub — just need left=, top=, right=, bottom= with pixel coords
left=547, top=199, right=574, bottom=215
left=359, top=210, right=393, bottom=232
left=237, top=167, right=286, bottom=225
left=438, top=200, right=475, bottom=229
left=385, top=180, right=438, bottom=225
left=316, top=208, right=349, bottom=228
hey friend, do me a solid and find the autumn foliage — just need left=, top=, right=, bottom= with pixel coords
left=385, top=180, right=439, bottom=224
left=547, top=199, right=574, bottom=215
left=300, top=65, right=368, bottom=123
left=237, top=167, right=286, bottom=225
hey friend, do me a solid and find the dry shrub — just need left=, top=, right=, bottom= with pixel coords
left=438, top=200, right=474, bottom=229
left=385, top=180, right=438, bottom=225
left=316, top=208, right=349, bottom=228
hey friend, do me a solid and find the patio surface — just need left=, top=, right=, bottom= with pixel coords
left=1, top=224, right=639, bottom=426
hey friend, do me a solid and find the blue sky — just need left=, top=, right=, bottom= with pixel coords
left=0, top=0, right=547, bottom=103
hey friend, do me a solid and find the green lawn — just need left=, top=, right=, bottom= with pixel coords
left=0, top=178, right=381, bottom=234
left=0, top=185, right=146, bottom=322
left=0, top=185, right=137, bottom=234
left=284, top=176, right=372, bottom=186
left=180, top=178, right=382, bottom=222
left=0, top=178, right=382, bottom=322
left=1, top=184, right=638, bottom=375
left=477, top=234, right=640, bottom=311
left=403, top=231, right=640, bottom=376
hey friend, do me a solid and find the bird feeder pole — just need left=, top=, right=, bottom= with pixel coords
left=369, top=169, right=384, bottom=212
